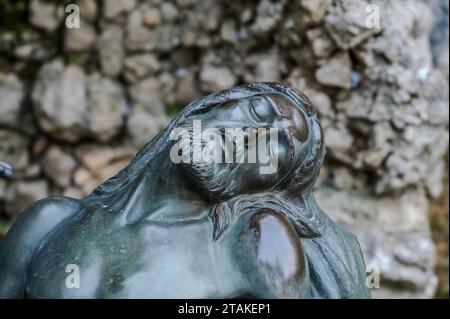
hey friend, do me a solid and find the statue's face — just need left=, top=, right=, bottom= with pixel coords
left=179, top=93, right=309, bottom=201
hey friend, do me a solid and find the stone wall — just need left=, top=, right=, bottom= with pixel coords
left=0, top=0, right=448, bottom=298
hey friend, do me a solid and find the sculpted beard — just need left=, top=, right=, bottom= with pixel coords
left=178, top=125, right=240, bottom=201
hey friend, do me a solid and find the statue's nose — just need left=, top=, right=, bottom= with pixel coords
left=269, top=95, right=308, bottom=143
left=289, top=109, right=308, bottom=142
left=268, top=95, right=308, bottom=142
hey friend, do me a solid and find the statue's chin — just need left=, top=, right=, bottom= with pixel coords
left=181, top=159, right=236, bottom=201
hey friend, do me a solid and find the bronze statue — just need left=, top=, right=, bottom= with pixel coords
left=0, top=83, right=370, bottom=298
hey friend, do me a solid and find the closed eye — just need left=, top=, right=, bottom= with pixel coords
left=250, top=97, right=276, bottom=123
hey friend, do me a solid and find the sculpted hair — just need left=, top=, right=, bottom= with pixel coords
left=210, top=192, right=322, bottom=240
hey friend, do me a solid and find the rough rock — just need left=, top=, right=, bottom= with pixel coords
left=42, top=146, right=77, bottom=188
left=308, top=90, right=333, bottom=117
left=189, top=1, right=221, bottom=32
left=173, top=67, right=199, bottom=103
left=129, top=76, right=175, bottom=106
left=32, top=60, right=125, bottom=142
left=251, top=0, right=284, bottom=34
left=0, top=130, right=30, bottom=176
left=5, top=180, right=49, bottom=218
left=86, top=74, right=127, bottom=140
left=0, top=180, right=6, bottom=201
left=244, top=49, right=282, bottom=83
left=375, top=125, right=449, bottom=196
left=63, top=186, right=85, bottom=199
left=124, top=54, right=161, bottom=82
left=65, top=23, right=97, bottom=52
left=9, top=30, right=55, bottom=62
left=324, top=0, right=381, bottom=49
left=220, top=20, right=239, bottom=44
left=200, top=65, right=237, bottom=92
left=125, top=20, right=155, bottom=52
left=31, top=60, right=87, bottom=142
left=160, top=2, right=179, bottom=22
left=307, top=28, right=336, bottom=58
left=104, top=0, right=137, bottom=20
left=323, top=123, right=354, bottom=164
left=0, top=74, right=24, bottom=128
left=74, top=145, right=136, bottom=194
left=127, top=103, right=169, bottom=148
left=29, top=0, right=63, bottom=32
left=301, top=0, right=333, bottom=24
left=315, top=51, right=352, bottom=89
left=153, top=25, right=182, bottom=52
left=98, top=25, right=125, bottom=77
left=317, top=186, right=437, bottom=298
left=142, top=5, right=161, bottom=27
left=79, top=0, right=98, bottom=21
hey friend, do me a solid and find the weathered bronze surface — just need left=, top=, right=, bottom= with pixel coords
left=0, top=83, right=370, bottom=298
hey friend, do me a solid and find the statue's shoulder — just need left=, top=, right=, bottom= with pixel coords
left=29, top=195, right=81, bottom=213
left=15, top=195, right=81, bottom=227
left=0, top=196, right=82, bottom=298
left=2, top=195, right=82, bottom=248
left=228, top=209, right=309, bottom=298
left=243, top=208, right=300, bottom=244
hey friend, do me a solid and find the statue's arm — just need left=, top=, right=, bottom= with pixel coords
left=0, top=196, right=80, bottom=298
left=233, top=209, right=310, bottom=298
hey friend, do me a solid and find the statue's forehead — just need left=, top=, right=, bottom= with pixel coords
left=212, top=92, right=309, bottom=142
left=218, top=92, right=299, bottom=110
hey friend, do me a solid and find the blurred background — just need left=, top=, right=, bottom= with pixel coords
left=0, top=0, right=448, bottom=298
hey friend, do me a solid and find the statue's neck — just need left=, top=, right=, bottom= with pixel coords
left=117, top=153, right=210, bottom=225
